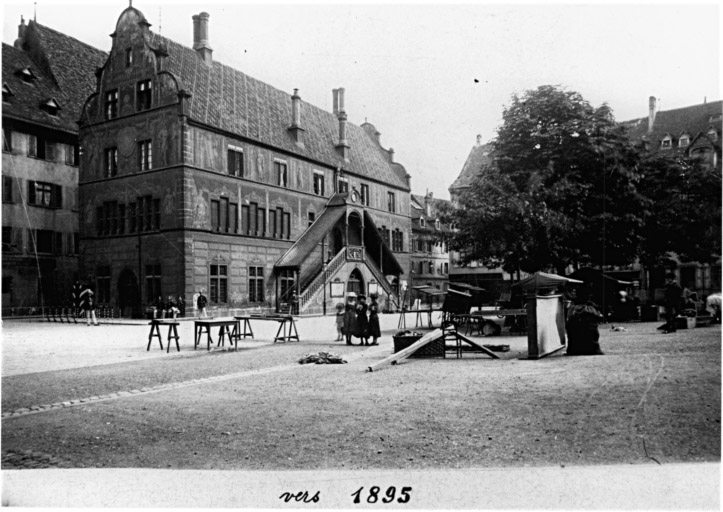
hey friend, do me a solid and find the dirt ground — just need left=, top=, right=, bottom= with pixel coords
left=2, top=319, right=720, bottom=473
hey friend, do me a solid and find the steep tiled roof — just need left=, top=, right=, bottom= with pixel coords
left=3, top=43, right=72, bottom=132
left=148, top=31, right=410, bottom=191
left=2, top=22, right=107, bottom=134
left=621, top=100, right=722, bottom=151
left=448, top=141, right=494, bottom=192
left=410, top=193, right=451, bottom=232
left=30, top=22, right=108, bottom=121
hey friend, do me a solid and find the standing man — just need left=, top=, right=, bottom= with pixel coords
left=197, top=290, right=208, bottom=318
left=80, top=282, right=99, bottom=326
left=663, top=273, right=683, bottom=333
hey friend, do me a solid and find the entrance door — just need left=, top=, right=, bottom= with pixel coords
left=118, top=268, right=140, bottom=318
left=347, top=268, right=365, bottom=296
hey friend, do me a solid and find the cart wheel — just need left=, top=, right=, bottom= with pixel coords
left=482, top=321, right=500, bottom=336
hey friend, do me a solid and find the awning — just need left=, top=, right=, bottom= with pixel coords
left=568, top=268, right=633, bottom=286
left=275, top=204, right=345, bottom=269
left=513, top=272, right=583, bottom=291
left=449, top=283, right=486, bottom=293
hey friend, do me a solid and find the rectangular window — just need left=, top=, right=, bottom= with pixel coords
left=269, top=209, right=277, bottom=237
left=125, top=48, right=133, bottom=67
left=105, top=89, right=118, bottom=119
left=128, top=202, right=137, bottom=233
left=152, top=198, right=161, bottom=230
left=28, top=181, right=61, bottom=208
left=211, top=199, right=220, bottom=232
left=138, top=140, right=152, bottom=170
left=35, top=229, right=54, bottom=253
left=313, top=171, right=325, bottom=196
left=248, top=266, right=264, bottom=303
left=283, top=212, right=291, bottom=240
left=136, top=79, right=152, bottom=111
left=2, top=128, right=12, bottom=152
left=308, top=211, right=316, bottom=226
left=227, top=146, right=244, bottom=177
left=275, top=161, right=288, bottom=187
left=248, top=203, right=257, bottom=235
left=145, top=264, right=162, bottom=304
left=241, top=204, right=249, bottom=235
left=3, top=176, right=13, bottom=203
left=97, top=266, right=111, bottom=304
left=338, top=177, right=349, bottom=193
left=387, top=192, right=396, bottom=213
left=44, top=140, right=54, bottom=162
left=220, top=197, right=229, bottom=233
left=360, top=184, right=370, bottom=206
left=210, top=264, right=228, bottom=304
left=444, top=262, right=449, bottom=275
left=118, top=204, right=126, bottom=235
left=257, top=207, right=266, bottom=237
left=28, top=134, right=37, bottom=157
left=96, top=206, right=104, bottom=236
left=65, top=143, right=79, bottom=166
left=230, top=203, right=238, bottom=234
left=105, top=147, right=118, bottom=177
left=2, top=227, right=12, bottom=251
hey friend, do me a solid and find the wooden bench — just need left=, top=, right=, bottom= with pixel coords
left=147, top=320, right=180, bottom=353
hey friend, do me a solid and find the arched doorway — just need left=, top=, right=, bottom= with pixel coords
left=118, top=268, right=140, bottom=318
left=347, top=268, right=365, bottom=296
left=347, top=212, right=363, bottom=246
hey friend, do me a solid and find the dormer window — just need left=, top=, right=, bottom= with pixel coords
left=2, top=83, right=13, bottom=103
left=678, top=134, right=690, bottom=148
left=435, top=219, right=441, bottom=230
left=40, top=98, right=61, bottom=117
left=709, top=114, right=722, bottom=123
left=17, top=67, right=36, bottom=83
left=661, top=134, right=673, bottom=149
left=420, top=217, right=426, bottom=227
left=708, top=127, right=718, bottom=141
left=105, top=89, right=118, bottom=119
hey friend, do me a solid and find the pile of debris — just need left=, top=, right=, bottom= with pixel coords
left=298, top=352, right=347, bottom=365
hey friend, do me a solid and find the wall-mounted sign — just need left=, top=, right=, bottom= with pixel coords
left=330, top=281, right=345, bottom=297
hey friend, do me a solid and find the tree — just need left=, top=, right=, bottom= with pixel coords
left=637, top=153, right=722, bottom=267
left=446, top=85, right=648, bottom=275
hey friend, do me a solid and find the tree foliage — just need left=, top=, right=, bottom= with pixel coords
left=446, top=85, right=647, bottom=275
left=637, top=153, right=722, bottom=266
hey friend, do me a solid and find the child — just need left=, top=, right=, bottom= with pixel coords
left=335, top=303, right=345, bottom=341
left=342, top=293, right=357, bottom=345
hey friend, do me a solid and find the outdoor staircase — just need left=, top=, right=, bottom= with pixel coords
left=297, top=247, right=399, bottom=313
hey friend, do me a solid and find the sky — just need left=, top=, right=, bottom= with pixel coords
left=2, top=1, right=720, bottom=200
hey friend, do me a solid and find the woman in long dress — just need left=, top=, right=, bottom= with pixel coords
left=355, top=295, right=370, bottom=345
left=368, top=293, right=381, bottom=345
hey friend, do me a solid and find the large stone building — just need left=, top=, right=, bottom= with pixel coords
left=77, top=7, right=411, bottom=317
left=2, top=18, right=106, bottom=315
left=619, top=96, right=722, bottom=299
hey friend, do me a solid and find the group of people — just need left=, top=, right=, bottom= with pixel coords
left=336, top=292, right=381, bottom=346
left=153, top=295, right=186, bottom=319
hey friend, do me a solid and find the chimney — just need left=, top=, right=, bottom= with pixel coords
left=648, top=96, right=657, bottom=134
left=14, top=16, right=26, bottom=49
left=335, top=87, right=350, bottom=160
left=287, top=88, right=305, bottom=145
left=192, top=12, right=213, bottom=66
left=388, top=148, right=394, bottom=163
left=332, top=88, right=339, bottom=115
left=476, top=134, right=482, bottom=146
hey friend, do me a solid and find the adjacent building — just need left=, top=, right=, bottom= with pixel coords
left=2, top=18, right=107, bottom=315
left=408, top=192, right=451, bottom=304
left=619, top=96, right=722, bottom=299
left=77, top=7, right=411, bottom=317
